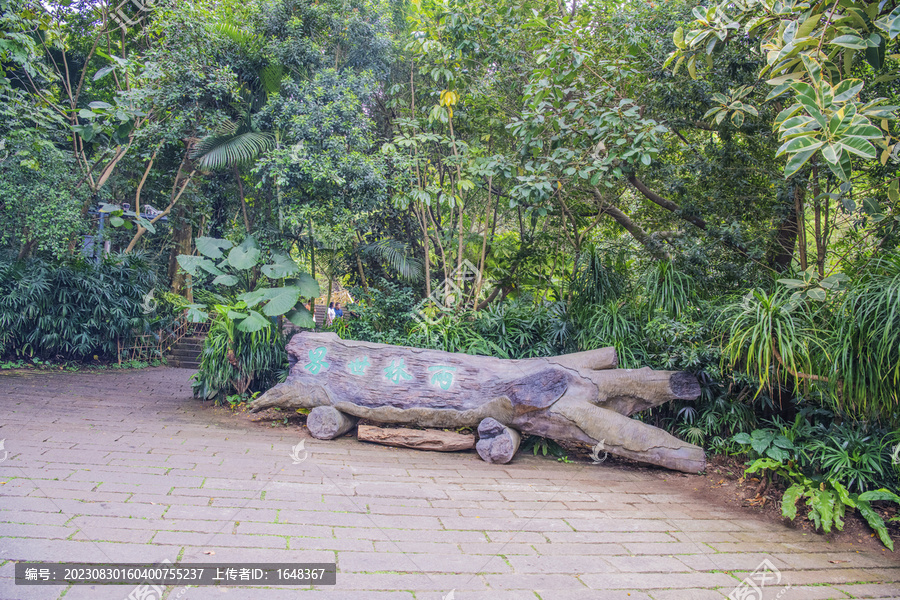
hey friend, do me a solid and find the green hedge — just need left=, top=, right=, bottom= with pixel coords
left=0, top=253, right=157, bottom=360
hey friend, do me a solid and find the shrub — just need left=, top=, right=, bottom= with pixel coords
left=0, top=252, right=156, bottom=360
left=191, top=303, right=288, bottom=401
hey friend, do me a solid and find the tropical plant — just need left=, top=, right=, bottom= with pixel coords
left=746, top=457, right=900, bottom=550
left=833, top=252, right=900, bottom=421
left=668, top=0, right=900, bottom=182
left=642, top=260, right=695, bottom=318
left=176, top=235, right=318, bottom=329
left=805, top=424, right=897, bottom=494
left=732, top=428, right=796, bottom=462
left=192, top=301, right=287, bottom=400
left=721, top=287, right=826, bottom=397
left=0, top=252, right=156, bottom=360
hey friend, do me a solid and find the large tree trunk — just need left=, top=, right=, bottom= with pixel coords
left=249, top=333, right=705, bottom=473
left=168, top=204, right=193, bottom=299
left=770, top=203, right=798, bottom=272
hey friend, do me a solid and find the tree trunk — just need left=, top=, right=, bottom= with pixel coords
left=770, top=203, right=798, bottom=272
left=168, top=204, right=193, bottom=298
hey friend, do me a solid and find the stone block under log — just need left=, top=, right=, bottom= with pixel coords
left=307, top=405, right=358, bottom=440
left=476, top=417, right=521, bottom=464
left=357, top=425, right=475, bottom=452
left=248, top=332, right=706, bottom=473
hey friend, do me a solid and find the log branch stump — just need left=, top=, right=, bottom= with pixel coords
left=476, top=417, right=521, bottom=464
left=306, top=406, right=358, bottom=440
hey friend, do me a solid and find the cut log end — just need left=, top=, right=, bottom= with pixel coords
left=307, top=406, right=358, bottom=440
left=475, top=417, right=521, bottom=464
left=669, top=371, right=701, bottom=400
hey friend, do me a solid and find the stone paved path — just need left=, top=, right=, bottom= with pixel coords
left=1, top=368, right=898, bottom=600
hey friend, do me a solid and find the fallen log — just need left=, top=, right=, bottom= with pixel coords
left=358, top=424, right=475, bottom=451
left=249, top=332, right=705, bottom=473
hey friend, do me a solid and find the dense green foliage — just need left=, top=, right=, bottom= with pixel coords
left=0, top=253, right=156, bottom=359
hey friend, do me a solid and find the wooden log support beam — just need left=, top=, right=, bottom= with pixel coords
left=306, top=406, right=358, bottom=440
left=249, top=332, right=705, bottom=473
left=357, top=425, right=475, bottom=452
left=476, top=417, right=521, bottom=464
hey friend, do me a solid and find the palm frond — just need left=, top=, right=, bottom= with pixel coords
left=362, top=239, right=424, bottom=283
left=214, top=23, right=262, bottom=51
left=193, top=124, right=275, bottom=170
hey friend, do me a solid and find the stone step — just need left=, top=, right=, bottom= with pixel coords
left=166, top=358, right=200, bottom=369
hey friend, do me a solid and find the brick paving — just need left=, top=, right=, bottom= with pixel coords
left=0, top=368, right=898, bottom=600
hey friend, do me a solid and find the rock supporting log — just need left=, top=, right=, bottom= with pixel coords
left=306, top=406, right=358, bottom=440
left=476, top=417, right=521, bottom=464
left=357, top=425, right=475, bottom=452
left=249, top=332, right=706, bottom=473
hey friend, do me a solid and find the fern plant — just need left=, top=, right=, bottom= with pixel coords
left=746, top=457, right=900, bottom=550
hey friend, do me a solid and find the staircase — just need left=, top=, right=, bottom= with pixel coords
left=165, top=334, right=206, bottom=369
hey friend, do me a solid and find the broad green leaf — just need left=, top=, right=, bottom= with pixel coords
left=796, top=14, right=820, bottom=39
left=212, top=274, right=239, bottom=286
left=806, top=287, right=826, bottom=301
left=838, top=136, right=876, bottom=159
left=732, top=432, right=752, bottom=445
left=832, top=79, right=864, bottom=103
left=197, top=259, right=224, bottom=276
left=109, top=216, right=124, bottom=227
left=744, top=458, right=781, bottom=474
left=778, top=278, right=806, bottom=288
left=135, top=217, right=156, bottom=234
left=831, top=480, right=855, bottom=508
left=93, top=66, right=114, bottom=81
left=196, top=237, right=233, bottom=259
left=856, top=499, right=894, bottom=551
left=262, top=286, right=303, bottom=317
left=176, top=255, right=212, bottom=277
left=784, top=148, right=817, bottom=178
left=775, top=103, right=803, bottom=124
left=731, top=111, right=745, bottom=128
left=866, top=34, right=886, bottom=70
left=782, top=484, right=804, bottom=520
left=238, top=288, right=279, bottom=308
left=227, top=242, right=261, bottom=270
left=779, top=115, right=815, bottom=130
left=776, top=136, right=823, bottom=158
left=288, top=272, right=320, bottom=299
left=829, top=35, right=866, bottom=49
left=236, top=310, right=271, bottom=333
left=823, top=147, right=852, bottom=181
left=858, top=488, right=900, bottom=504
left=772, top=436, right=794, bottom=450
left=88, top=101, right=113, bottom=110
left=843, top=123, right=883, bottom=139
left=809, top=489, right=836, bottom=533
left=767, top=446, right=790, bottom=462
left=261, top=253, right=299, bottom=279
left=285, top=307, right=315, bottom=328
left=185, top=304, right=208, bottom=323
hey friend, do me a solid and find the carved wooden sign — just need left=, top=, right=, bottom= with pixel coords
left=249, top=332, right=705, bottom=473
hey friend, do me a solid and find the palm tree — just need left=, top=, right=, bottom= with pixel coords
left=191, top=23, right=284, bottom=232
